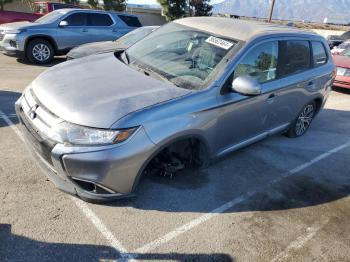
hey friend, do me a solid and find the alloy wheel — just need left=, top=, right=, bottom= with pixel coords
left=295, top=104, right=315, bottom=136
left=32, top=43, right=51, bottom=62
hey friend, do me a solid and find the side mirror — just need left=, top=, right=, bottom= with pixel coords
left=231, top=75, right=262, bottom=96
left=59, top=20, right=68, bottom=27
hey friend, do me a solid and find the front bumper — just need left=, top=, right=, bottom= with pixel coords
left=0, top=33, right=25, bottom=58
left=15, top=96, right=156, bottom=202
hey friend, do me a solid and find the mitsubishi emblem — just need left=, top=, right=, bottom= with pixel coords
left=29, top=105, right=38, bottom=119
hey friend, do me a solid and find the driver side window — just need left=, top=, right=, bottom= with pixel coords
left=234, top=41, right=279, bottom=83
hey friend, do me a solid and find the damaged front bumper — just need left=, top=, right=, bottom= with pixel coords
left=15, top=95, right=156, bottom=203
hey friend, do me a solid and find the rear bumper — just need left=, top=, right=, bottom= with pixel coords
left=333, top=79, right=350, bottom=89
left=15, top=97, right=156, bottom=202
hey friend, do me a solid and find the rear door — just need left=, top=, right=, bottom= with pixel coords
left=57, top=12, right=90, bottom=49
left=264, top=40, right=313, bottom=129
left=86, top=13, right=117, bottom=42
left=265, top=39, right=331, bottom=129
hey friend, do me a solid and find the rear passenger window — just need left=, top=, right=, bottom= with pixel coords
left=65, top=13, right=88, bottom=26
left=283, top=40, right=311, bottom=75
left=312, top=41, right=327, bottom=67
left=88, top=13, right=113, bottom=26
left=118, top=15, right=142, bottom=27
left=234, top=41, right=278, bottom=83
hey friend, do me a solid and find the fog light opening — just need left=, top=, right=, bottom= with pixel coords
left=71, top=177, right=115, bottom=194
left=9, top=40, right=17, bottom=48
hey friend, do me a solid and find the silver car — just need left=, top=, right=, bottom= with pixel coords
left=0, top=9, right=141, bottom=64
left=66, top=26, right=159, bottom=60
left=15, top=17, right=335, bottom=202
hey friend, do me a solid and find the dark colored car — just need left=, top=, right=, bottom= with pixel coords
left=67, top=26, right=159, bottom=60
left=333, top=48, right=350, bottom=89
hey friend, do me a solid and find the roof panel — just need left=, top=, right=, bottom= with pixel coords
left=174, top=17, right=317, bottom=41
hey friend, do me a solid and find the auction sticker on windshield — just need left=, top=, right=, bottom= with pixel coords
left=205, top=36, right=234, bottom=50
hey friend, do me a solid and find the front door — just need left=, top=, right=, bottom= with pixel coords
left=215, top=40, right=280, bottom=155
left=57, top=12, right=91, bottom=50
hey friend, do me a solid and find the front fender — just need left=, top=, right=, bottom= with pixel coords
left=143, top=111, right=217, bottom=158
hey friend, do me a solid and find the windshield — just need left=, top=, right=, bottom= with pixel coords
left=115, top=27, right=157, bottom=47
left=125, top=23, right=236, bottom=90
left=35, top=10, right=68, bottom=24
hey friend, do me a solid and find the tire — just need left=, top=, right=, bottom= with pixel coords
left=285, top=101, right=316, bottom=138
left=26, top=38, right=54, bottom=64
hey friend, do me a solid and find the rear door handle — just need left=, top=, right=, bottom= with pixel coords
left=81, top=28, right=88, bottom=32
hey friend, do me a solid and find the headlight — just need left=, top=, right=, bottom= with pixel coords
left=47, top=121, right=138, bottom=146
left=4, top=29, right=25, bottom=34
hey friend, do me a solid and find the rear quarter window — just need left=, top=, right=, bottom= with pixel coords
left=312, top=41, right=327, bottom=67
left=117, top=15, right=142, bottom=27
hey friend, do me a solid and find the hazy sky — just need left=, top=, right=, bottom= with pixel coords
left=128, top=0, right=225, bottom=5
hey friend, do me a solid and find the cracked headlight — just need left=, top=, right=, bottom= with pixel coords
left=47, top=122, right=138, bottom=146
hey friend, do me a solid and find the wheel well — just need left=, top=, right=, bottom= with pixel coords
left=314, top=97, right=323, bottom=114
left=25, top=36, right=57, bottom=55
left=132, top=136, right=209, bottom=191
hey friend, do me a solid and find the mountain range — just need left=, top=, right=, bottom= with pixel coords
left=213, top=0, right=350, bottom=24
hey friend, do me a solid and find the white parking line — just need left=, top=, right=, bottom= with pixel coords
left=270, top=218, right=330, bottom=262
left=0, top=110, right=133, bottom=261
left=71, top=197, right=133, bottom=261
left=135, top=140, right=350, bottom=254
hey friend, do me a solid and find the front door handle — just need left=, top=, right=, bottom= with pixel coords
left=266, top=93, right=277, bottom=104
left=307, top=81, right=316, bottom=89
left=81, top=28, right=88, bottom=32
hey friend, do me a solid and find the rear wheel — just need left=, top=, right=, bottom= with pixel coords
left=26, top=39, right=54, bottom=64
left=285, top=101, right=316, bottom=138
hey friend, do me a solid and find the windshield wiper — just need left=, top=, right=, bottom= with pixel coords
left=142, top=67, right=180, bottom=87
left=130, top=63, right=174, bottom=84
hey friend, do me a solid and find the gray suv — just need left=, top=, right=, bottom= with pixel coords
left=15, top=17, right=335, bottom=202
left=0, top=9, right=141, bottom=64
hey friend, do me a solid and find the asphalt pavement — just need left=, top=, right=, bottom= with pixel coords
left=1, top=54, right=349, bottom=262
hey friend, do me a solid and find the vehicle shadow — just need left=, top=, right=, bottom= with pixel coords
left=16, top=56, right=66, bottom=67
left=332, top=86, right=350, bottom=94
left=0, top=224, right=233, bottom=262
left=108, top=108, right=350, bottom=214
left=0, top=90, right=21, bottom=126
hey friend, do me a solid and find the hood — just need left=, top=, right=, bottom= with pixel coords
left=333, top=55, right=350, bottom=68
left=32, top=53, right=191, bottom=128
left=68, top=41, right=123, bottom=59
left=0, top=21, right=39, bottom=30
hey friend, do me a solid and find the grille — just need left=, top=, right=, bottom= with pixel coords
left=0, top=33, right=4, bottom=41
left=19, top=89, right=60, bottom=166
left=19, top=109, right=56, bottom=165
